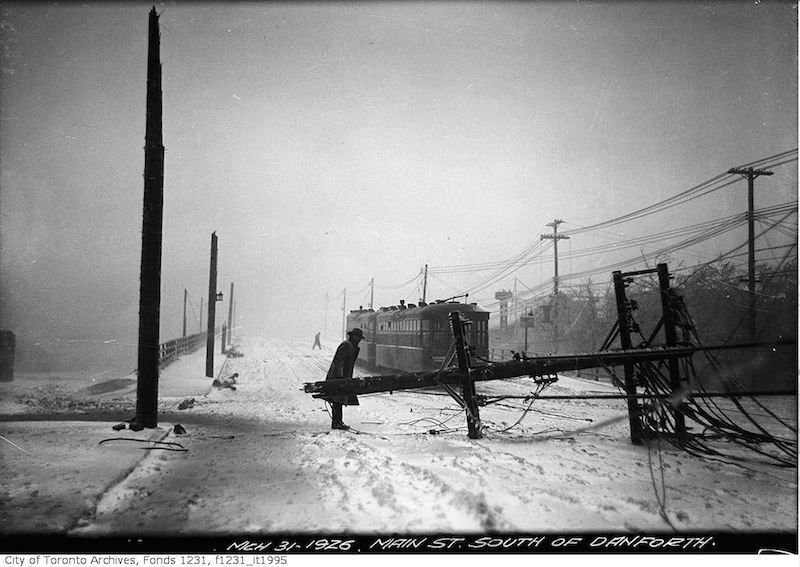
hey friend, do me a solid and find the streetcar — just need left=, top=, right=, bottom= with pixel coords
left=346, top=299, right=489, bottom=373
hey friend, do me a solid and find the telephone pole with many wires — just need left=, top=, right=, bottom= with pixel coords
left=541, top=219, right=569, bottom=353
left=728, top=166, right=773, bottom=340
left=540, top=219, right=569, bottom=299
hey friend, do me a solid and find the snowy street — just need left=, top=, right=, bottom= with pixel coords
left=2, top=336, right=795, bottom=537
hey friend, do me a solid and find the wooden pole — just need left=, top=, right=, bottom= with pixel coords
left=135, top=7, right=164, bottom=429
left=304, top=340, right=792, bottom=398
left=206, top=232, right=218, bottom=378
left=450, top=311, right=482, bottom=439
left=613, top=270, right=644, bottom=445
left=728, top=167, right=773, bottom=340
left=182, top=288, right=187, bottom=338
left=658, top=263, right=687, bottom=438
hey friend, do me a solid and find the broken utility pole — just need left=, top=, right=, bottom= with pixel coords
left=612, top=270, right=645, bottom=444
left=304, top=342, right=764, bottom=398
left=305, top=264, right=794, bottom=440
left=305, top=338, right=792, bottom=441
left=135, top=7, right=165, bottom=429
left=657, top=263, right=687, bottom=439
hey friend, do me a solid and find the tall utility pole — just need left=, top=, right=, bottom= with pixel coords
left=206, top=232, right=218, bottom=378
left=540, top=219, right=569, bottom=299
left=541, top=219, right=569, bottom=353
left=728, top=166, right=773, bottom=340
left=612, top=270, right=644, bottom=445
left=657, top=263, right=686, bottom=439
left=199, top=297, right=203, bottom=334
left=422, top=264, right=428, bottom=303
left=135, top=7, right=165, bottom=429
left=227, top=282, right=234, bottom=345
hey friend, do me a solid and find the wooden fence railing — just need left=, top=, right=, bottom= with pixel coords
left=159, top=329, right=217, bottom=368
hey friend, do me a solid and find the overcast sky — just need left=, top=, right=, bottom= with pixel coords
left=0, top=2, right=796, bottom=370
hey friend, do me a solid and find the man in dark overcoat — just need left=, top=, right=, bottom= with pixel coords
left=324, top=328, right=363, bottom=430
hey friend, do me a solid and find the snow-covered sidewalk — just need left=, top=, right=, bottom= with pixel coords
left=1, top=335, right=796, bottom=539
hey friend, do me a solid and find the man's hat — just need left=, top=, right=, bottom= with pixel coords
left=348, top=328, right=365, bottom=340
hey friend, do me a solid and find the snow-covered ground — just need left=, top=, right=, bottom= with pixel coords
left=1, top=335, right=796, bottom=538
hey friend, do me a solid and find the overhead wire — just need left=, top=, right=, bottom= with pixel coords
left=361, top=150, right=795, bottom=310
left=561, top=149, right=797, bottom=237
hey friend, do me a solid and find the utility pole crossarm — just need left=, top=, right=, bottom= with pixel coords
left=727, top=167, right=774, bottom=177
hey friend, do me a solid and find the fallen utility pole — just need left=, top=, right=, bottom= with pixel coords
left=304, top=340, right=792, bottom=398
left=306, top=261, right=796, bottom=441
left=481, top=391, right=796, bottom=404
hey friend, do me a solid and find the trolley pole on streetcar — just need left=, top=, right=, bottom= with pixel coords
left=422, top=264, right=428, bottom=304
left=450, top=311, right=482, bottom=439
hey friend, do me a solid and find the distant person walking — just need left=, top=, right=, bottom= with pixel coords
left=323, top=328, right=363, bottom=430
left=312, top=332, right=322, bottom=350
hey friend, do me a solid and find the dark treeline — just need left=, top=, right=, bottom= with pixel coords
left=495, top=259, right=797, bottom=391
